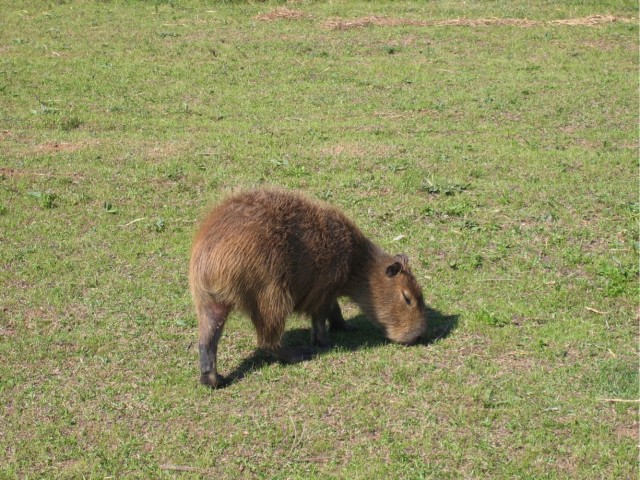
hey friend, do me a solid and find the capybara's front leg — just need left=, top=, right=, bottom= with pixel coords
left=197, top=299, right=231, bottom=389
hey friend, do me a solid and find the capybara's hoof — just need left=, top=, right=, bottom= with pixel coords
left=312, top=331, right=332, bottom=348
left=313, top=337, right=334, bottom=349
left=200, top=372, right=228, bottom=389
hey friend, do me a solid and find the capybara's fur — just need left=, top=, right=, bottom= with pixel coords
left=190, top=188, right=427, bottom=388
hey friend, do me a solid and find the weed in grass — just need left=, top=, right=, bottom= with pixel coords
left=597, top=260, right=637, bottom=297
left=383, top=45, right=400, bottom=55
left=27, top=191, right=56, bottom=209
left=60, top=116, right=83, bottom=132
left=154, top=217, right=166, bottom=233
left=421, top=178, right=469, bottom=196
left=102, top=201, right=117, bottom=214
left=475, top=309, right=510, bottom=328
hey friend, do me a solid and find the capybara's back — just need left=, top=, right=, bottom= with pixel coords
left=190, top=188, right=427, bottom=388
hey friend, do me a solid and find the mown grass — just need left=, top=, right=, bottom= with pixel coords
left=1, top=1, right=638, bottom=478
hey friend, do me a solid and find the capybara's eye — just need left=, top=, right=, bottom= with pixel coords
left=402, top=291, right=412, bottom=306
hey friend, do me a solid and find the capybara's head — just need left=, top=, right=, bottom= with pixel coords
left=368, top=254, right=427, bottom=345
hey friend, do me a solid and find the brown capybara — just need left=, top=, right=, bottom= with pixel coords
left=189, top=188, right=427, bottom=388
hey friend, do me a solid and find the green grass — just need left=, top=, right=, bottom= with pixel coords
left=1, top=1, right=638, bottom=478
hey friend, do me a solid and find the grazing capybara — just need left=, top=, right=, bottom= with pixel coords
left=189, top=188, right=427, bottom=388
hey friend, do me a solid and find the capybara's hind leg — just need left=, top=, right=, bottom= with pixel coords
left=327, top=300, right=355, bottom=332
left=197, top=297, right=231, bottom=389
left=252, top=312, right=315, bottom=364
left=251, top=293, right=313, bottom=363
left=311, top=304, right=332, bottom=347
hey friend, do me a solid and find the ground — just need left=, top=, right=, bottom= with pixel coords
left=0, top=1, right=637, bottom=478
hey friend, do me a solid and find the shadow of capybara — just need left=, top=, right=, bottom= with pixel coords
left=189, top=188, right=427, bottom=388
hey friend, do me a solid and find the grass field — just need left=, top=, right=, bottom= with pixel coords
left=1, top=1, right=638, bottom=478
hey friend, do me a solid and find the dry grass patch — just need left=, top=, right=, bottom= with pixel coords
left=320, top=142, right=398, bottom=160
left=254, top=10, right=633, bottom=29
left=324, top=14, right=634, bottom=30
left=549, top=15, right=633, bottom=26
left=256, top=7, right=310, bottom=22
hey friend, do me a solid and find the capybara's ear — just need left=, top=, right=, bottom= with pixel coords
left=394, top=254, right=409, bottom=268
left=386, top=261, right=403, bottom=277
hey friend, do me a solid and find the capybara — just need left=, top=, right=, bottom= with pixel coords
left=189, top=188, right=427, bottom=388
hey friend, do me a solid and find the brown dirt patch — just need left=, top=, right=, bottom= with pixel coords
left=615, top=421, right=639, bottom=440
left=0, top=328, right=16, bottom=338
left=321, top=144, right=365, bottom=157
left=34, top=140, right=98, bottom=154
left=0, top=166, right=85, bottom=180
left=581, top=39, right=619, bottom=51
left=144, top=141, right=187, bottom=161
left=0, top=167, right=24, bottom=178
